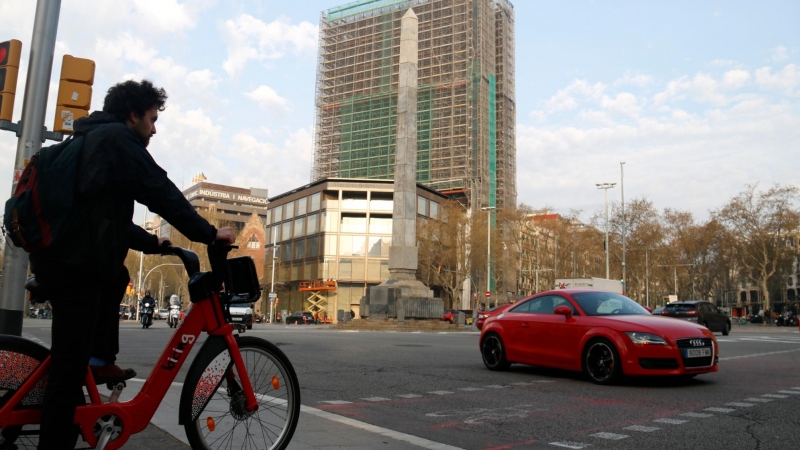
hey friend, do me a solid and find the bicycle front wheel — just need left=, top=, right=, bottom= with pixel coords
left=181, top=336, right=300, bottom=450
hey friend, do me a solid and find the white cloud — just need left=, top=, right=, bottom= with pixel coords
left=544, top=80, right=606, bottom=113
left=653, top=76, right=691, bottom=106
left=721, top=69, right=751, bottom=89
left=228, top=128, right=312, bottom=191
left=601, top=93, right=640, bottom=116
left=755, top=64, right=800, bottom=94
left=771, top=45, right=789, bottom=62
left=221, top=15, right=318, bottom=77
left=708, top=59, right=737, bottom=67
left=246, top=85, right=289, bottom=114
left=613, top=73, right=653, bottom=87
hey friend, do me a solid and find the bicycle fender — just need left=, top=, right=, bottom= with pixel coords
left=178, top=334, right=233, bottom=425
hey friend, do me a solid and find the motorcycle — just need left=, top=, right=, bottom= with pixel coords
left=167, top=305, right=181, bottom=328
left=140, top=301, right=154, bottom=329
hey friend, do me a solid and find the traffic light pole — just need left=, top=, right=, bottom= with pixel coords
left=0, top=0, right=62, bottom=335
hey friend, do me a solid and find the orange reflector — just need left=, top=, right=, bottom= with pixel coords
left=207, top=416, right=216, bottom=432
left=272, top=376, right=280, bottom=390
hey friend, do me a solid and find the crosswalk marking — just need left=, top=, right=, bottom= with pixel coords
left=680, top=412, right=714, bottom=418
left=457, top=387, right=484, bottom=391
left=624, top=425, right=660, bottom=432
left=428, top=390, right=454, bottom=395
left=654, top=418, right=688, bottom=424
left=726, top=402, right=755, bottom=407
left=362, top=397, right=390, bottom=402
left=485, top=385, right=507, bottom=389
left=705, top=407, right=735, bottom=413
left=321, top=400, right=353, bottom=405
left=762, top=394, right=788, bottom=399
left=591, top=432, right=628, bottom=440
left=743, top=398, right=772, bottom=403
left=396, top=394, right=423, bottom=398
left=550, top=442, right=589, bottom=449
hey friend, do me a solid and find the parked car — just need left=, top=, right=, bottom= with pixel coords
left=652, top=306, right=665, bottom=315
left=157, top=308, right=169, bottom=320
left=442, top=309, right=459, bottom=324
left=660, top=300, right=731, bottom=335
left=476, top=303, right=514, bottom=330
left=285, top=311, right=315, bottom=325
left=480, top=290, right=719, bottom=384
left=229, top=304, right=254, bottom=329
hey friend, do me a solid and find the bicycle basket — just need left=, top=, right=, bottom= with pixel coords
left=224, top=256, right=261, bottom=304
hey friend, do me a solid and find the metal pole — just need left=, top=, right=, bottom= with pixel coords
left=604, top=188, right=609, bottom=279
left=572, top=233, right=576, bottom=280
left=0, top=0, right=62, bottom=335
left=135, top=208, right=147, bottom=320
left=645, top=248, right=649, bottom=307
left=621, top=162, right=626, bottom=293
left=535, top=236, right=540, bottom=293
left=270, top=227, right=277, bottom=324
left=486, top=208, right=491, bottom=312
left=554, top=235, right=558, bottom=280
left=674, top=266, right=677, bottom=296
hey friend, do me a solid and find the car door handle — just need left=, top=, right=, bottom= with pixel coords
left=522, top=322, right=529, bottom=328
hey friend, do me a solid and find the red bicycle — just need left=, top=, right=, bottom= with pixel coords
left=0, top=244, right=300, bottom=449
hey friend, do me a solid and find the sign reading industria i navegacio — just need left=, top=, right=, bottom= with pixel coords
left=185, top=188, right=268, bottom=205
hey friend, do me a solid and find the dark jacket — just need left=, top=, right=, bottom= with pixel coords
left=31, top=112, right=216, bottom=286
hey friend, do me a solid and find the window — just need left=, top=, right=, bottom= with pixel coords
left=306, top=236, right=319, bottom=258
left=297, top=197, right=307, bottom=216
left=281, top=221, right=292, bottom=241
left=369, top=216, right=392, bottom=234
left=284, top=201, right=294, bottom=220
left=369, top=197, right=393, bottom=211
left=246, top=235, right=260, bottom=249
left=341, top=215, right=367, bottom=233
left=273, top=206, right=282, bottom=223
left=430, top=201, right=439, bottom=219
left=280, top=242, right=291, bottom=262
left=321, top=211, right=339, bottom=232
left=293, top=217, right=305, bottom=238
left=307, top=213, right=319, bottom=234
left=324, top=235, right=337, bottom=256
left=339, top=259, right=353, bottom=278
left=309, top=192, right=321, bottom=212
left=342, top=194, right=367, bottom=210
left=339, top=236, right=366, bottom=256
left=368, top=236, right=390, bottom=257
left=417, top=196, right=428, bottom=216
left=293, top=240, right=305, bottom=259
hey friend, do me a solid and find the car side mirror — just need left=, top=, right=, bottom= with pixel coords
left=644, top=306, right=653, bottom=313
left=554, top=305, right=573, bottom=319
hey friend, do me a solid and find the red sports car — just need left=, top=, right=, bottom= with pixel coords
left=480, top=290, right=719, bottom=384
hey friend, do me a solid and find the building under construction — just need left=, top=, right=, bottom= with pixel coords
left=312, top=0, right=516, bottom=210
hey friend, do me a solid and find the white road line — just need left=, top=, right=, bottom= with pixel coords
left=680, top=412, right=714, bottom=418
left=737, top=338, right=800, bottom=344
left=457, top=387, right=484, bottom=391
left=726, top=402, right=755, bottom=407
left=719, top=348, right=800, bottom=360
left=511, top=382, right=531, bottom=386
left=791, top=387, right=800, bottom=390
left=429, top=390, right=454, bottom=395
left=761, top=394, right=788, bottom=399
left=396, top=394, right=423, bottom=398
left=778, top=390, right=800, bottom=395
left=532, top=380, right=558, bottom=383
left=549, top=441, right=589, bottom=449
left=301, top=404, right=465, bottom=450
left=654, top=418, right=688, bottom=424
left=485, top=385, right=507, bottom=389
left=590, top=432, right=628, bottom=440
left=704, top=407, right=736, bottom=413
left=22, top=333, right=50, bottom=349
left=362, top=397, right=390, bottom=402
left=624, top=425, right=660, bottom=432
left=321, top=400, right=353, bottom=405
left=743, top=398, right=772, bottom=402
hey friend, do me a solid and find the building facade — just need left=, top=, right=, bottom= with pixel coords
left=265, top=178, right=448, bottom=321
left=312, top=0, right=516, bottom=210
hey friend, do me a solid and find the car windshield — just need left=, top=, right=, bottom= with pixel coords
left=571, top=292, right=650, bottom=316
left=664, top=304, right=696, bottom=312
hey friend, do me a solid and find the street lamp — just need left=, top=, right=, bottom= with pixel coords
left=620, top=162, right=626, bottom=293
left=481, top=206, right=496, bottom=311
left=596, top=182, right=616, bottom=279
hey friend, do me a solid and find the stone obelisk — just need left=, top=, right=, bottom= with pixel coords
left=365, top=8, right=437, bottom=321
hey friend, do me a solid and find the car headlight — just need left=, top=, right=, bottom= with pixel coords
left=625, top=332, right=668, bottom=345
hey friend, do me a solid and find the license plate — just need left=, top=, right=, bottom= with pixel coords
left=232, top=317, right=243, bottom=321
left=686, top=348, right=711, bottom=358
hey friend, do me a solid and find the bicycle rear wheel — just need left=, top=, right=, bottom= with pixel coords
left=181, top=336, right=300, bottom=450
left=0, top=336, right=50, bottom=449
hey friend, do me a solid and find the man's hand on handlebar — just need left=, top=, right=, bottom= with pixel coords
left=157, top=237, right=171, bottom=248
left=216, top=227, right=235, bottom=245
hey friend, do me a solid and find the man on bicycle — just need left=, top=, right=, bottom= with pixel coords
left=30, top=79, right=235, bottom=449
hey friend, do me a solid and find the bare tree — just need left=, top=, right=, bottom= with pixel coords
left=715, top=184, right=800, bottom=320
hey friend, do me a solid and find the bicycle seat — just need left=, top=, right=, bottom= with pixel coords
left=24, top=276, right=45, bottom=300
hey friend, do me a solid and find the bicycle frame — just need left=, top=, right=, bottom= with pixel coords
left=0, top=291, right=259, bottom=450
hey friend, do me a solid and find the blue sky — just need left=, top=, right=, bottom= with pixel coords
left=1, top=0, right=798, bottom=224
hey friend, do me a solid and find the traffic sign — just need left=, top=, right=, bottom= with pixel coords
left=269, top=293, right=277, bottom=299
left=485, top=291, right=491, bottom=298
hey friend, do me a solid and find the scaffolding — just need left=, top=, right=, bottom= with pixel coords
left=312, top=0, right=516, bottom=209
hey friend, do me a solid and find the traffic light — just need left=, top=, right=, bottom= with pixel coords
left=0, top=39, right=22, bottom=122
left=53, top=55, right=95, bottom=133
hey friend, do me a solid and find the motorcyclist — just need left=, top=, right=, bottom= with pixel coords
left=140, top=291, right=156, bottom=326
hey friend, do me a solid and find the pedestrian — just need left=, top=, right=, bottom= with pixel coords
left=30, top=79, right=235, bottom=450
left=130, top=305, right=136, bottom=321
left=350, top=309, right=355, bottom=320
left=43, top=301, right=52, bottom=319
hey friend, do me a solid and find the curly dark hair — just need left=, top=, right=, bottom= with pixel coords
left=102, top=79, right=168, bottom=122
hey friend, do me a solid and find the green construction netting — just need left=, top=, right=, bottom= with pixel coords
left=328, top=0, right=410, bottom=22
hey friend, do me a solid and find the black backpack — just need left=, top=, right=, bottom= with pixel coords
left=4, top=134, right=84, bottom=252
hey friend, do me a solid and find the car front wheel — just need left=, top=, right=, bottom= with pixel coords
left=722, top=321, right=730, bottom=336
left=481, top=333, right=510, bottom=371
left=584, top=339, right=622, bottom=385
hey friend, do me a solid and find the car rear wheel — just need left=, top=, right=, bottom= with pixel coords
left=722, top=321, right=730, bottom=336
left=481, top=333, right=510, bottom=371
left=584, top=339, right=622, bottom=385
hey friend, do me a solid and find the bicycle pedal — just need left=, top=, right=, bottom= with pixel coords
left=105, top=380, right=126, bottom=391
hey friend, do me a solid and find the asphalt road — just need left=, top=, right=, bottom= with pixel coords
left=21, top=319, right=800, bottom=450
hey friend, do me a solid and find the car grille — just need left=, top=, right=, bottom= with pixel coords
left=676, top=338, right=714, bottom=368
left=639, top=358, right=680, bottom=370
